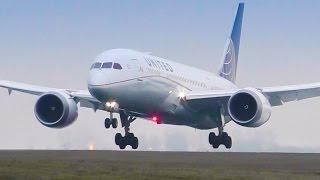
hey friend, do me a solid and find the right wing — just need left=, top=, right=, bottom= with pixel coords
left=0, top=80, right=57, bottom=95
left=0, top=80, right=105, bottom=111
left=0, top=80, right=148, bottom=117
left=69, top=90, right=106, bottom=111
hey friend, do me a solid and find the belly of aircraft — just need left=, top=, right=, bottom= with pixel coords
left=88, top=77, right=222, bottom=130
left=88, top=77, right=173, bottom=113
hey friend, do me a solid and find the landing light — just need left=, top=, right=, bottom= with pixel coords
left=178, top=91, right=186, bottom=99
left=105, top=101, right=119, bottom=112
left=106, top=101, right=116, bottom=108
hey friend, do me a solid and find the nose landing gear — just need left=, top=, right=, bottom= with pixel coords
left=104, top=101, right=119, bottom=129
left=104, top=112, right=118, bottom=129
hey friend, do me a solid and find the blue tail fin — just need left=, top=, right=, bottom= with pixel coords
left=218, top=3, right=244, bottom=83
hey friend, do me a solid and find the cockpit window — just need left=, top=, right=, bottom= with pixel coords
left=92, top=62, right=122, bottom=70
left=102, top=62, right=113, bottom=68
left=91, top=62, right=102, bottom=69
left=113, top=63, right=122, bottom=70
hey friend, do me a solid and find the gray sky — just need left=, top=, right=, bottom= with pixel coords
left=1, top=0, right=320, bottom=152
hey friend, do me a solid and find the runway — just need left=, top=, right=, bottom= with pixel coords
left=0, top=151, right=319, bottom=179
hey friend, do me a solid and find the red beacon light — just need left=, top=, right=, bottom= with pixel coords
left=151, top=115, right=161, bottom=124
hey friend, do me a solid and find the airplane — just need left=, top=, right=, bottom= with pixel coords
left=1, top=3, right=320, bottom=150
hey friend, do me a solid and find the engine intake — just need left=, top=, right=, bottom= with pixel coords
left=35, top=91, right=78, bottom=128
left=228, top=88, right=271, bottom=127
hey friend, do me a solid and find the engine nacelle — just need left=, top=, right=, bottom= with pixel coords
left=34, top=91, right=78, bottom=128
left=227, top=88, right=271, bottom=127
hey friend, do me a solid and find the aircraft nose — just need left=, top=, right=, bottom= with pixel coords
left=88, top=70, right=107, bottom=86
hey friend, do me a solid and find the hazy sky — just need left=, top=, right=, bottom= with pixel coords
left=1, top=0, right=320, bottom=152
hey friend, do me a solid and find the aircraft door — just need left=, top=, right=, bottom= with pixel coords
left=127, top=58, right=143, bottom=74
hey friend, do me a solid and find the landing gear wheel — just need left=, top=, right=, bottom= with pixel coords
left=221, top=132, right=228, bottom=138
left=119, top=140, right=126, bottom=149
left=111, top=118, right=118, bottom=128
left=212, top=136, right=221, bottom=149
left=127, top=133, right=134, bottom=139
left=222, top=133, right=232, bottom=149
left=126, top=133, right=138, bottom=149
left=209, top=132, right=220, bottom=148
left=115, top=133, right=122, bottom=145
left=131, top=136, right=139, bottom=149
left=117, top=135, right=126, bottom=149
left=115, top=133, right=139, bottom=150
left=104, top=118, right=111, bottom=129
left=209, top=132, right=216, bottom=145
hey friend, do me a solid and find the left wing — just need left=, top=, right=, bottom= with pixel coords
left=259, top=83, right=320, bottom=106
left=0, top=80, right=104, bottom=111
left=185, top=82, right=320, bottom=110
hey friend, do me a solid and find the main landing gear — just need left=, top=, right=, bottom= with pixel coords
left=208, top=107, right=232, bottom=149
left=114, top=111, right=139, bottom=149
left=209, top=128, right=232, bottom=149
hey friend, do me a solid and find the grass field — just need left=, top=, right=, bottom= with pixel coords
left=0, top=151, right=319, bottom=180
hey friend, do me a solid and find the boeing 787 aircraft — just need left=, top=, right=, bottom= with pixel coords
left=1, top=3, right=319, bottom=149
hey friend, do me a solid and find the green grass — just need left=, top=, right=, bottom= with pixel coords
left=0, top=151, right=318, bottom=180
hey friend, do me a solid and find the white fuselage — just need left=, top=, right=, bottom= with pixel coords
left=88, top=49, right=237, bottom=129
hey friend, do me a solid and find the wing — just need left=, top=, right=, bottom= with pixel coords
left=185, top=89, right=237, bottom=111
left=185, top=82, right=320, bottom=110
left=260, top=83, right=320, bottom=106
left=0, top=80, right=57, bottom=95
left=0, top=80, right=105, bottom=111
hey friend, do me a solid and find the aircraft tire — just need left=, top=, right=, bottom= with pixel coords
left=111, top=118, right=118, bottom=128
left=224, top=135, right=232, bottom=149
left=212, top=141, right=220, bottom=148
left=209, top=132, right=216, bottom=145
left=131, top=137, right=138, bottom=149
left=115, top=133, right=122, bottom=145
left=105, top=118, right=111, bottom=128
left=212, top=135, right=222, bottom=149
left=118, top=136, right=126, bottom=149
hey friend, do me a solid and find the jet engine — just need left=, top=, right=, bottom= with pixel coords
left=227, top=88, right=271, bottom=127
left=34, top=91, right=78, bottom=128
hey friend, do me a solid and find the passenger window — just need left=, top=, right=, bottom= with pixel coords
left=102, top=62, right=113, bottom=68
left=113, top=63, right=122, bottom=70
